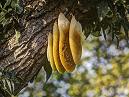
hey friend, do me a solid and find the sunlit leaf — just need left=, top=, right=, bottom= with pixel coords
left=15, top=30, right=20, bottom=43
left=91, top=31, right=101, bottom=37
left=0, top=3, right=2, bottom=9
left=11, top=1, right=16, bottom=9
left=4, top=0, right=11, bottom=8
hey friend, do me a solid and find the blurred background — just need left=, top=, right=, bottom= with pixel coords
left=18, top=35, right=129, bottom=97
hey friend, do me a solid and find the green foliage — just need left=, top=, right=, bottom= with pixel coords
left=0, top=67, right=24, bottom=96
left=0, top=0, right=23, bottom=26
left=84, top=0, right=129, bottom=45
left=0, top=0, right=23, bottom=44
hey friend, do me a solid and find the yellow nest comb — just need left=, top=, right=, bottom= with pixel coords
left=47, top=13, right=83, bottom=73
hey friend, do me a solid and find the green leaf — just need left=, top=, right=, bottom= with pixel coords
left=4, top=0, right=11, bottom=8
left=15, top=30, right=20, bottom=43
left=11, top=1, right=16, bottom=9
left=44, top=60, right=52, bottom=83
left=91, top=31, right=101, bottom=37
left=0, top=86, right=11, bottom=97
left=1, top=17, right=7, bottom=26
left=0, top=15, right=5, bottom=23
left=4, top=79, right=12, bottom=94
left=0, top=3, right=2, bottom=9
left=84, top=28, right=90, bottom=38
left=0, top=11, right=6, bottom=17
left=15, top=4, right=23, bottom=14
left=41, top=51, right=52, bottom=85
left=8, top=8, right=12, bottom=12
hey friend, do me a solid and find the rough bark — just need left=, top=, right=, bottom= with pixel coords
left=0, top=0, right=98, bottom=96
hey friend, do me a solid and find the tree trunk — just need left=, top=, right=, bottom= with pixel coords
left=0, top=0, right=98, bottom=96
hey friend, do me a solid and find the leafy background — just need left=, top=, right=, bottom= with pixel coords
left=0, top=0, right=23, bottom=44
